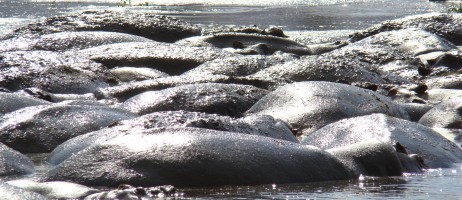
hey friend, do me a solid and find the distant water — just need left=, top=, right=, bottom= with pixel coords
left=0, top=0, right=459, bottom=37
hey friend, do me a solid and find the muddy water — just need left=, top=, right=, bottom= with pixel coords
left=1, top=0, right=462, bottom=199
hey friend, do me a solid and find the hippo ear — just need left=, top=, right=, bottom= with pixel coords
left=394, top=142, right=408, bottom=154
left=118, top=184, right=134, bottom=190
left=411, top=84, right=428, bottom=95
left=411, top=154, right=427, bottom=169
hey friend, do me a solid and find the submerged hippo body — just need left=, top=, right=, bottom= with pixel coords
left=182, top=53, right=299, bottom=77
left=0, top=92, right=51, bottom=114
left=0, top=103, right=137, bottom=153
left=45, top=128, right=353, bottom=187
left=0, top=31, right=154, bottom=52
left=77, top=42, right=232, bottom=75
left=0, top=142, right=34, bottom=176
left=176, top=33, right=313, bottom=55
left=2, top=10, right=201, bottom=43
left=0, top=51, right=117, bottom=94
left=0, top=183, right=47, bottom=200
left=350, top=13, right=462, bottom=45
left=110, top=67, right=169, bottom=82
left=49, top=110, right=297, bottom=165
left=94, top=75, right=264, bottom=101
left=246, top=81, right=410, bottom=136
left=301, top=113, right=462, bottom=168
left=119, top=83, right=268, bottom=116
left=6, top=180, right=99, bottom=199
left=418, top=99, right=462, bottom=129
left=328, top=141, right=424, bottom=177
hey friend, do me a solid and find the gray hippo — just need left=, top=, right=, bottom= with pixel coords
left=422, top=88, right=462, bottom=104
left=0, top=51, right=118, bottom=94
left=245, top=81, right=410, bottom=137
left=247, top=28, right=456, bottom=86
left=0, top=92, right=50, bottom=114
left=349, top=13, right=462, bottom=45
left=94, top=74, right=272, bottom=101
left=335, top=29, right=455, bottom=82
left=119, top=83, right=268, bottom=117
left=419, top=98, right=462, bottom=129
left=44, top=127, right=353, bottom=187
left=15, top=88, right=97, bottom=103
left=1, top=10, right=201, bottom=43
left=425, top=73, right=462, bottom=89
left=110, top=67, right=169, bottom=82
left=6, top=180, right=99, bottom=199
left=0, top=142, right=34, bottom=176
left=0, top=102, right=138, bottom=153
left=77, top=42, right=233, bottom=75
left=328, top=141, right=424, bottom=177
left=48, top=110, right=297, bottom=165
left=301, top=113, right=462, bottom=168
left=181, top=52, right=299, bottom=77
left=176, top=33, right=313, bottom=56
left=0, top=31, right=153, bottom=52
left=0, top=183, right=47, bottom=200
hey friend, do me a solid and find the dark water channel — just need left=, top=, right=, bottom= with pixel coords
left=1, top=0, right=462, bottom=199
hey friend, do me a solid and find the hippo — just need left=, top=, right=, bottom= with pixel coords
left=418, top=98, right=462, bottom=129
left=94, top=75, right=272, bottom=101
left=422, top=88, right=462, bottom=104
left=49, top=111, right=297, bottom=165
left=327, top=141, right=424, bottom=177
left=0, top=92, right=51, bottom=114
left=0, top=51, right=118, bottom=94
left=176, top=33, right=313, bottom=55
left=301, top=113, right=462, bottom=168
left=340, top=28, right=456, bottom=81
left=0, top=31, right=153, bottom=52
left=425, top=74, right=462, bottom=89
left=45, top=127, right=353, bottom=187
left=119, top=83, right=268, bottom=116
left=0, top=102, right=138, bottom=153
left=6, top=180, right=99, bottom=199
left=15, top=88, right=97, bottom=103
left=77, top=42, right=233, bottom=75
left=110, top=67, right=169, bottom=82
left=245, top=81, right=410, bottom=136
left=1, top=10, right=201, bottom=42
left=202, top=26, right=287, bottom=37
left=0, top=183, right=47, bottom=200
left=247, top=53, right=406, bottom=87
left=181, top=52, right=299, bottom=77
left=0, top=142, right=34, bottom=176
left=349, top=13, right=462, bottom=45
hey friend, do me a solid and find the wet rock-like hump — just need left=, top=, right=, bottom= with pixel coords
left=2, top=10, right=201, bottom=43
